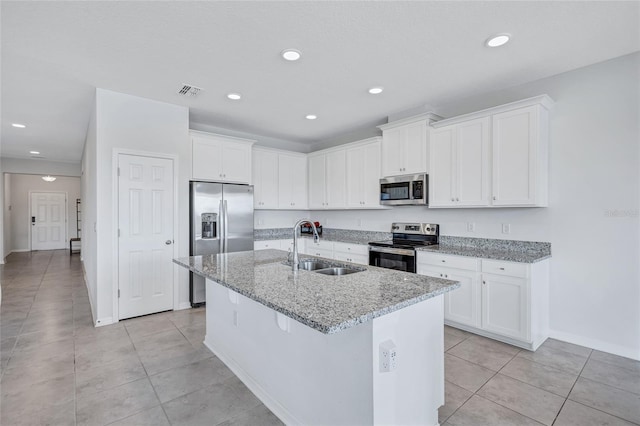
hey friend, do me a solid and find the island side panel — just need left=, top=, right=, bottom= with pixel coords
left=372, top=295, right=445, bottom=426
left=204, top=278, right=374, bottom=426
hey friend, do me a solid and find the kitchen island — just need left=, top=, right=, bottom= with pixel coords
left=174, top=249, right=459, bottom=426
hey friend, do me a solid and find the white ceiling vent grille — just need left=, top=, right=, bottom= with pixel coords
left=178, top=84, right=203, bottom=97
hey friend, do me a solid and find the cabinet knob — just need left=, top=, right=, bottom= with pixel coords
left=439, top=274, right=443, bottom=277
left=499, top=267, right=505, bottom=270
left=441, top=260, right=445, bottom=263
left=445, top=274, right=448, bottom=278
left=483, top=281, right=486, bottom=284
left=493, top=196, right=496, bottom=200
left=456, top=198, right=459, bottom=201
left=451, top=198, right=455, bottom=202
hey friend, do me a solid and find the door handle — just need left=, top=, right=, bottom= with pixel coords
left=32, top=216, right=36, bottom=225
left=165, top=240, right=172, bottom=245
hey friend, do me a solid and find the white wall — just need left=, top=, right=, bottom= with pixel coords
left=89, top=89, right=190, bottom=325
left=1, top=157, right=81, bottom=176
left=260, top=53, right=640, bottom=359
left=6, top=174, right=80, bottom=252
left=81, top=101, right=98, bottom=321
left=0, top=172, right=5, bottom=263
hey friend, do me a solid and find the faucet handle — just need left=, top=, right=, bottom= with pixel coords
left=287, top=247, right=292, bottom=263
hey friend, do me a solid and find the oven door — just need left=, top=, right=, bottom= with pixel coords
left=368, top=246, right=416, bottom=273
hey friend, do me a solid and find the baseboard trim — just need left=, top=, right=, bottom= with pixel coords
left=177, top=302, right=192, bottom=310
left=548, top=329, right=640, bottom=361
left=11, top=249, right=30, bottom=253
left=95, top=316, right=115, bottom=327
left=204, top=338, right=301, bottom=426
left=81, top=262, right=97, bottom=325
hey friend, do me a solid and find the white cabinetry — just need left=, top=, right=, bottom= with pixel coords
left=332, top=242, right=369, bottom=265
left=278, top=152, right=307, bottom=209
left=254, top=238, right=298, bottom=253
left=345, top=138, right=382, bottom=208
left=417, top=251, right=549, bottom=350
left=308, top=150, right=346, bottom=209
left=429, top=117, right=490, bottom=207
left=430, top=95, right=553, bottom=208
left=191, top=131, right=254, bottom=183
left=303, top=239, right=334, bottom=258
left=492, top=104, right=549, bottom=206
left=378, top=113, right=441, bottom=177
left=252, top=148, right=279, bottom=209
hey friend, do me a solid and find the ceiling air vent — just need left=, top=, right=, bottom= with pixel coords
left=177, top=84, right=203, bottom=97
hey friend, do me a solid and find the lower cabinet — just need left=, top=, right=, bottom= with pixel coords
left=332, top=242, right=369, bottom=265
left=254, top=239, right=297, bottom=253
left=417, top=252, right=549, bottom=350
left=255, top=240, right=369, bottom=266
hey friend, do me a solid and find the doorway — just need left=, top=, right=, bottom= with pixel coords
left=117, top=153, right=175, bottom=320
left=30, top=192, right=67, bottom=250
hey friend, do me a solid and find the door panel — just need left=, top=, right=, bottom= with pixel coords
left=429, top=127, right=455, bottom=207
left=457, top=118, right=490, bottom=206
left=308, top=155, right=326, bottom=208
left=119, top=154, right=174, bottom=320
left=481, top=274, right=528, bottom=340
left=31, top=192, right=66, bottom=250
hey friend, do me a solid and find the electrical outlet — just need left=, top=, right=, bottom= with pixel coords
left=467, top=222, right=475, bottom=232
left=379, top=340, right=398, bottom=373
left=502, top=223, right=511, bottom=234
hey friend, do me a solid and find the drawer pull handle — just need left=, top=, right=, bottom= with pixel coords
left=483, top=281, right=486, bottom=284
left=441, top=260, right=446, bottom=263
left=499, top=267, right=505, bottom=270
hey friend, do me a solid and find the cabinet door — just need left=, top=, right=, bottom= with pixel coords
left=346, top=146, right=364, bottom=208
left=192, top=136, right=223, bottom=180
left=362, top=141, right=382, bottom=207
left=278, top=153, right=307, bottom=209
left=492, top=106, right=538, bottom=206
left=481, top=273, right=528, bottom=340
left=325, top=150, right=346, bottom=209
left=429, top=127, right=456, bottom=207
left=381, top=127, right=405, bottom=176
left=403, top=121, right=428, bottom=174
left=308, top=154, right=326, bottom=209
left=221, top=142, right=251, bottom=183
left=417, top=265, right=480, bottom=328
left=253, top=150, right=279, bottom=209
left=457, top=117, right=490, bottom=206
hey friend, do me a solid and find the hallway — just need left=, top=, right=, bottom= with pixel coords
left=0, top=250, right=281, bottom=425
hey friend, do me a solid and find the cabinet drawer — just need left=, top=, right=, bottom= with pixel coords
left=308, top=247, right=333, bottom=259
left=254, top=240, right=279, bottom=250
left=333, top=242, right=368, bottom=256
left=417, top=252, right=479, bottom=271
left=333, top=252, right=368, bottom=266
left=307, top=239, right=334, bottom=250
left=481, top=259, right=528, bottom=278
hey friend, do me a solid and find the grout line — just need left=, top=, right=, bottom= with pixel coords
left=549, top=346, right=593, bottom=425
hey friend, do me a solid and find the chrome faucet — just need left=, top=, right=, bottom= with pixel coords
left=292, top=219, right=320, bottom=272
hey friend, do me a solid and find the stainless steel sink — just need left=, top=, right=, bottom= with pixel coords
left=314, top=267, right=361, bottom=276
left=298, top=260, right=334, bottom=271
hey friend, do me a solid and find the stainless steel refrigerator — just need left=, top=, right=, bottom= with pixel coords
left=190, top=181, right=254, bottom=306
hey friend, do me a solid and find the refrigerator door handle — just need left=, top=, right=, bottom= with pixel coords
left=223, top=200, right=229, bottom=253
left=219, top=199, right=224, bottom=253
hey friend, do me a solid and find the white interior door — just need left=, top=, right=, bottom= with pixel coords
left=118, top=154, right=174, bottom=320
left=31, top=192, right=67, bottom=250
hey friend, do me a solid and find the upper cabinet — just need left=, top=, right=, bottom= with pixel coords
left=429, top=95, right=553, bottom=208
left=429, top=117, right=491, bottom=207
left=378, top=113, right=442, bottom=177
left=308, top=150, right=346, bottom=209
left=191, top=131, right=255, bottom=184
left=346, top=138, right=382, bottom=208
left=278, top=152, right=308, bottom=209
left=252, top=147, right=308, bottom=210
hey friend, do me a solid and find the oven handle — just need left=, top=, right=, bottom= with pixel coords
left=368, top=246, right=416, bottom=257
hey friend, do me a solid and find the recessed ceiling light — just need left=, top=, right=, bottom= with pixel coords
left=305, top=114, right=317, bottom=120
left=42, top=175, right=56, bottom=182
left=485, top=34, right=511, bottom=48
left=12, top=123, right=26, bottom=128
left=227, top=93, right=242, bottom=100
left=29, top=151, right=40, bottom=155
left=368, top=87, right=384, bottom=95
left=281, top=49, right=301, bottom=61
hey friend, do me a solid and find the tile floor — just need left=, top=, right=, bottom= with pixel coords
left=1, top=250, right=639, bottom=425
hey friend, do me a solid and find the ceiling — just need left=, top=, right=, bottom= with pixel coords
left=2, top=1, right=639, bottom=162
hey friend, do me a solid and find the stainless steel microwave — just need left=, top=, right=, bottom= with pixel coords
left=380, top=174, right=428, bottom=206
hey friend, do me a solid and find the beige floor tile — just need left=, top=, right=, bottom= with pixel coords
left=554, top=400, right=636, bottom=426
left=106, top=406, right=170, bottom=426
left=76, top=353, right=147, bottom=398
left=517, top=345, right=588, bottom=375
left=465, top=334, right=521, bottom=356
left=478, top=374, right=564, bottom=425
left=439, top=380, right=473, bottom=424
left=124, top=316, right=178, bottom=342
left=569, top=377, right=640, bottom=424
left=540, top=338, right=593, bottom=357
left=581, top=358, right=640, bottom=395
left=448, top=338, right=517, bottom=371
left=444, top=332, right=465, bottom=351
left=444, top=325, right=472, bottom=340
left=138, top=340, right=213, bottom=376
left=76, top=378, right=160, bottom=426
left=590, top=350, right=640, bottom=373
left=149, top=356, right=235, bottom=403
left=162, top=376, right=262, bottom=426
left=447, top=395, right=543, bottom=426
left=500, top=356, right=578, bottom=397
left=132, top=327, right=191, bottom=352
left=445, top=353, right=495, bottom=393
left=217, top=402, right=285, bottom=426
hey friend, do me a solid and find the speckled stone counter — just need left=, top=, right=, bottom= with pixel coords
left=174, top=249, right=458, bottom=334
left=417, top=236, right=551, bottom=263
left=254, top=228, right=391, bottom=245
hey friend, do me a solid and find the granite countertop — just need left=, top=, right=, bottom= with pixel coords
left=416, top=244, right=551, bottom=263
left=174, top=249, right=459, bottom=334
left=254, top=228, right=390, bottom=245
